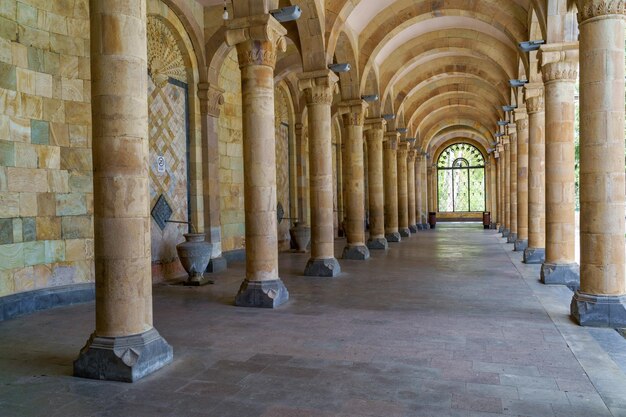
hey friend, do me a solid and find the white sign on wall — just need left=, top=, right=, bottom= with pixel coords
left=157, top=155, right=166, bottom=173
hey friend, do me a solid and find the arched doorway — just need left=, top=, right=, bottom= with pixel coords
left=437, top=143, right=486, bottom=213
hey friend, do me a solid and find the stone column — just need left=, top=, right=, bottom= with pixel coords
left=489, top=153, right=498, bottom=228
left=198, top=83, right=228, bottom=273
left=502, top=136, right=511, bottom=238
left=397, top=141, right=411, bottom=237
left=539, top=43, right=580, bottom=286
left=294, top=122, right=311, bottom=227
left=514, top=109, right=529, bottom=251
left=407, top=149, right=418, bottom=233
left=427, top=163, right=435, bottom=223
left=298, top=70, right=341, bottom=276
left=340, top=100, right=370, bottom=260
left=508, top=125, right=518, bottom=243
left=571, top=2, right=626, bottom=327
left=523, top=84, right=546, bottom=264
left=364, top=119, right=388, bottom=249
left=225, top=14, right=289, bottom=306
left=73, top=0, right=173, bottom=382
left=384, top=132, right=401, bottom=242
left=415, top=154, right=424, bottom=229
left=421, top=152, right=430, bottom=228
left=496, top=146, right=504, bottom=231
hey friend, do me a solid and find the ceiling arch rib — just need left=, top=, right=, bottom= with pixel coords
left=422, top=117, right=495, bottom=151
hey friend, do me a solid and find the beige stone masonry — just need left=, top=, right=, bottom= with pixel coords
left=515, top=108, right=529, bottom=243
left=503, top=135, right=511, bottom=233
left=509, top=124, right=518, bottom=238
left=384, top=132, right=399, bottom=237
left=364, top=118, right=386, bottom=242
left=407, top=149, right=417, bottom=229
left=396, top=141, right=410, bottom=234
left=525, top=83, right=546, bottom=250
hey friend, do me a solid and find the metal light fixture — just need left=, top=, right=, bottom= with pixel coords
left=495, top=132, right=504, bottom=137
left=502, top=105, right=517, bottom=112
left=397, top=127, right=408, bottom=134
left=361, top=95, right=379, bottom=102
left=509, top=79, right=528, bottom=88
left=497, top=120, right=508, bottom=126
left=222, top=0, right=228, bottom=20
left=519, top=40, right=545, bottom=52
left=270, top=5, right=302, bottom=22
left=328, top=63, right=351, bottom=73
left=382, top=114, right=396, bottom=121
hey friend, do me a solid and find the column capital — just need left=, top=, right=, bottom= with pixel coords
left=539, top=42, right=579, bottom=83
left=339, top=99, right=368, bottom=126
left=384, top=132, right=399, bottom=149
left=198, top=82, right=225, bottom=117
left=397, top=141, right=410, bottom=155
left=225, top=14, right=287, bottom=69
left=578, top=0, right=626, bottom=23
left=298, top=70, right=339, bottom=105
left=408, top=149, right=417, bottom=161
left=364, top=117, right=386, bottom=132
left=514, top=106, right=528, bottom=123
left=524, top=83, right=545, bottom=114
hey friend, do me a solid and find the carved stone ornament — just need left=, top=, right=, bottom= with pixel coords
left=578, top=0, right=626, bottom=23
left=340, top=100, right=368, bottom=126
left=384, top=132, right=399, bottom=150
left=198, top=83, right=225, bottom=117
left=147, top=16, right=187, bottom=88
left=539, top=43, right=579, bottom=83
left=225, top=14, right=287, bottom=69
left=298, top=70, right=339, bottom=106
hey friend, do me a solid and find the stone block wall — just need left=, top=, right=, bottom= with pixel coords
left=0, top=0, right=93, bottom=297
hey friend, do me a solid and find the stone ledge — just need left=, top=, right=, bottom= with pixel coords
left=0, top=283, right=95, bottom=322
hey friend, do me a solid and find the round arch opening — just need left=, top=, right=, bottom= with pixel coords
left=436, top=142, right=486, bottom=213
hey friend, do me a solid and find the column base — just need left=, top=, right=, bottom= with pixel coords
left=571, top=291, right=626, bottom=328
left=541, top=262, right=580, bottom=289
left=422, top=222, right=430, bottom=230
left=523, top=247, right=545, bottom=264
left=342, top=245, right=370, bottom=260
left=507, top=233, right=517, bottom=244
left=235, top=279, right=289, bottom=308
left=409, top=225, right=418, bottom=233
left=416, top=224, right=424, bottom=231
left=367, top=237, right=388, bottom=250
left=502, top=228, right=510, bottom=238
left=514, top=239, right=528, bottom=252
left=206, top=256, right=227, bottom=273
left=490, top=222, right=497, bottom=230
left=386, top=232, right=401, bottom=243
left=304, top=257, right=341, bottom=277
left=399, top=228, right=411, bottom=237
left=73, top=328, right=173, bottom=382
left=497, top=224, right=503, bottom=232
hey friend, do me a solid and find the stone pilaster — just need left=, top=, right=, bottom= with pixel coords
left=523, top=83, right=546, bottom=264
left=539, top=42, right=580, bottom=287
left=515, top=109, right=529, bottom=251
left=198, top=82, right=227, bottom=273
left=407, top=149, right=417, bottom=233
left=74, top=0, right=173, bottom=382
left=571, top=1, right=626, bottom=327
left=397, top=141, right=411, bottom=237
left=384, top=132, right=401, bottom=242
left=340, top=100, right=370, bottom=260
left=225, top=14, right=289, bottom=306
left=298, top=70, right=341, bottom=276
left=508, top=125, right=518, bottom=243
left=364, top=119, right=388, bottom=249
left=502, top=136, right=511, bottom=238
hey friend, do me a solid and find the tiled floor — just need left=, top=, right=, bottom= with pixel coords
left=1, top=224, right=626, bottom=416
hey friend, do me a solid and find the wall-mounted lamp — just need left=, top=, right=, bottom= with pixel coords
left=382, top=114, right=396, bottom=121
left=404, top=137, right=416, bottom=143
left=270, top=5, right=302, bottom=22
left=328, top=63, right=351, bottom=73
left=509, top=79, right=528, bottom=88
left=222, top=0, right=228, bottom=20
left=361, top=95, right=379, bottom=102
left=497, top=120, right=508, bottom=126
left=502, top=105, right=517, bottom=112
left=397, top=128, right=408, bottom=134
left=495, top=132, right=504, bottom=137
left=519, top=40, right=545, bottom=52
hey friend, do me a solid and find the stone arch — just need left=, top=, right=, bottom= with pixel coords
left=292, top=0, right=326, bottom=71
left=333, top=30, right=360, bottom=100
left=362, top=67, right=381, bottom=118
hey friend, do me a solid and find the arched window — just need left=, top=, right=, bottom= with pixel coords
left=437, top=143, right=486, bottom=212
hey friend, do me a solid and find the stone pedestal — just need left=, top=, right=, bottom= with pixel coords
left=524, top=84, right=546, bottom=263
left=226, top=14, right=290, bottom=305
left=397, top=141, right=411, bottom=238
left=365, top=119, right=388, bottom=250
left=384, top=133, right=401, bottom=242
left=298, top=70, right=341, bottom=276
left=74, top=0, right=172, bottom=382
left=341, top=100, right=370, bottom=260
left=571, top=2, right=626, bottom=327
left=515, top=108, right=529, bottom=252
left=540, top=42, right=580, bottom=287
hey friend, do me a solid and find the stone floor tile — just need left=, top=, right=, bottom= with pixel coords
left=451, top=393, right=503, bottom=413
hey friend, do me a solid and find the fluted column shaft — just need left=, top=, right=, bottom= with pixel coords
left=340, top=100, right=370, bottom=260
left=539, top=43, right=580, bottom=285
left=365, top=119, right=388, bottom=249
left=524, top=83, right=546, bottom=264
left=384, top=133, right=401, bottom=242
left=74, top=0, right=173, bottom=381
left=508, top=127, right=518, bottom=243
left=407, top=150, right=417, bottom=231
left=572, top=2, right=626, bottom=327
left=298, top=70, right=341, bottom=276
left=515, top=109, right=529, bottom=251
left=397, top=142, right=411, bottom=237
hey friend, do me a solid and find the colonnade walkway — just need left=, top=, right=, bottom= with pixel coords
left=2, top=224, right=626, bottom=416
